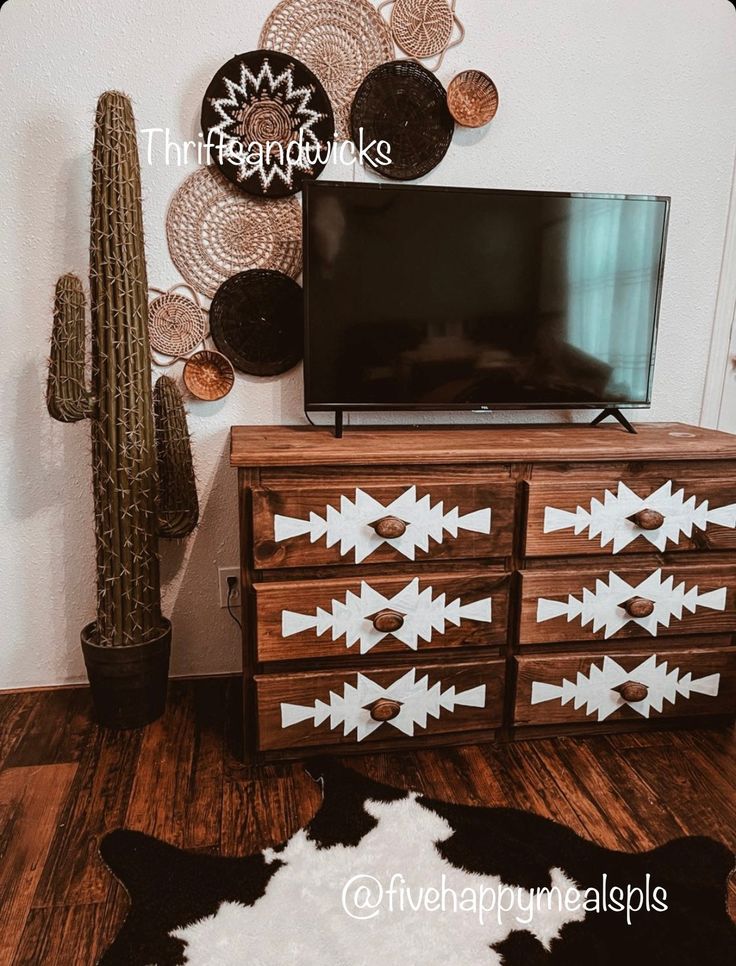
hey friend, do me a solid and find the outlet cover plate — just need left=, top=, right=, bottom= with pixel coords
left=218, top=568, right=241, bottom=608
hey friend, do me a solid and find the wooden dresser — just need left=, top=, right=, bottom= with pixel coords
left=230, top=423, right=736, bottom=762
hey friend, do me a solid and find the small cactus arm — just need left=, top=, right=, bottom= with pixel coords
left=47, top=274, right=93, bottom=422
left=46, top=91, right=198, bottom=648
left=154, top=375, right=199, bottom=539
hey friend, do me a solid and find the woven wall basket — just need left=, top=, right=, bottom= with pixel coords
left=350, top=60, right=454, bottom=180
left=148, top=284, right=207, bottom=358
left=210, top=269, right=303, bottom=376
left=201, top=49, right=334, bottom=197
left=379, top=0, right=464, bottom=71
left=447, top=69, right=499, bottom=127
left=183, top=349, right=235, bottom=401
left=259, top=0, right=393, bottom=140
left=166, top=166, right=302, bottom=299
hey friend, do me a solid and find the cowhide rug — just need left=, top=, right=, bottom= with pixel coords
left=99, top=758, right=736, bottom=965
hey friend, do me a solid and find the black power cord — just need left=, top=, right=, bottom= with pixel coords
left=226, top=575, right=242, bottom=630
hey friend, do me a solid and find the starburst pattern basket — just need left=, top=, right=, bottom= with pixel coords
left=210, top=269, right=303, bottom=376
left=447, top=70, right=499, bottom=127
left=166, top=166, right=302, bottom=299
left=350, top=60, right=454, bottom=180
left=201, top=49, right=334, bottom=197
left=148, top=284, right=207, bottom=358
left=379, top=0, right=465, bottom=71
left=259, top=0, right=394, bottom=140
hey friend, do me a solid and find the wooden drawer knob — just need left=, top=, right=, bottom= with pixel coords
left=370, top=515, right=407, bottom=539
left=614, top=681, right=649, bottom=703
left=370, top=609, right=405, bottom=633
left=365, top=698, right=402, bottom=721
left=623, top=597, right=655, bottom=618
left=628, top=508, right=665, bottom=530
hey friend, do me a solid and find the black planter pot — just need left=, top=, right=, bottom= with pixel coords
left=81, top=620, right=171, bottom=729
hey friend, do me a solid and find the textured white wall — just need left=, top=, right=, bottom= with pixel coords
left=1, top=0, right=735, bottom=688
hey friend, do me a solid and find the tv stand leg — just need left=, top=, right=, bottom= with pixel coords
left=590, top=407, right=637, bottom=434
left=334, top=409, right=343, bottom=438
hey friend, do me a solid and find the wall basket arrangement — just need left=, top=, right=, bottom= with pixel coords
left=166, top=166, right=302, bottom=299
left=259, top=0, right=394, bottom=140
left=183, top=349, right=236, bottom=401
left=447, top=69, right=499, bottom=127
left=209, top=268, right=303, bottom=376
left=351, top=59, right=454, bottom=179
left=148, top=283, right=207, bottom=360
left=379, top=0, right=464, bottom=71
left=46, top=92, right=198, bottom=730
left=200, top=49, right=335, bottom=197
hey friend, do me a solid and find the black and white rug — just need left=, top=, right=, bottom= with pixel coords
left=99, top=758, right=736, bottom=965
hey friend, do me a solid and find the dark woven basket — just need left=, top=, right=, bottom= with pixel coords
left=350, top=60, right=454, bottom=180
left=210, top=269, right=304, bottom=376
left=201, top=49, right=335, bottom=197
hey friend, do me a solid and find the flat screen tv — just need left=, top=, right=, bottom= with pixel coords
left=303, top=181, right=669, bottom=415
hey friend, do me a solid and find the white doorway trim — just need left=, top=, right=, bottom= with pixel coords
left=701, top=151, right=736, bottom=429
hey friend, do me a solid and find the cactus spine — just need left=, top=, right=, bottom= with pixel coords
left=47, top=91, right=197, bottom=649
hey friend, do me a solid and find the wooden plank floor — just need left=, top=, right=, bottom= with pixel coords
left=0, top=678, right=734, bottom=964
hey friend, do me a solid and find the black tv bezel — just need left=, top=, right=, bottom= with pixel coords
left=302, top=180, right=670, bottom=414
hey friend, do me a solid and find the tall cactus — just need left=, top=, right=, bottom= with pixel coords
left=47, top=91, right=197, bottom=650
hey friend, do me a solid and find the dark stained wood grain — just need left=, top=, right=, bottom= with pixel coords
left=255, top=660, right=506, bottom=751
left=252, top=480, right=515, bottom=570
left=230, top=423, right=736, bottom=468
left=255, top=570, right=509, bottom=662
left=526, top=473, right=736, bottom=557
left=515, top=647, right=736, bottom=727
left=519, top=562, right=736, bottom=645
left=0, top=764, right=77, bottom=963
left=0, top=679, right=733, bottom=964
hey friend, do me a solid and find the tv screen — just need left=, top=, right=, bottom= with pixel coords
left=304, top=182, right=669, bottom=411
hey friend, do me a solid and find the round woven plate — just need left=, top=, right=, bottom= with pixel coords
left=447, top=70, right=499, bottom=127
left=201, top=49, right=334, bottom=197
left=351, top=60, right=454, bottom=181
left=390, top=0, right=454, bottom=58
left=148, top=290, right=206, bottom=357
left=210, top=270, right=303, bottom=376
left=166, top=167, right=302, bottom=299
left=260, top=0, right=393, bottom=141
left=183, top=349, right=235, bottom=401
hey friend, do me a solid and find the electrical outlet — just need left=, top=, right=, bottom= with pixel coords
left=218, top=567, right=241, bottom=608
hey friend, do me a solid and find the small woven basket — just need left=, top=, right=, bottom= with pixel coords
left=183, top=350, right=235, bottom=401
left=379, top=0, right=465, bottom=71
left=350, top=60, right=454, bottom=181
left=447, top=70, right=499, bottom=128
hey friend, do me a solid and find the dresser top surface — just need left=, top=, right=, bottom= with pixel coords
left=230, top=422, right=736, bottom=468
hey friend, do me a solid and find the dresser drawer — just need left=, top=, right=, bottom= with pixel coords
left=514, top=646, right=736, bottom=726
left=256, top=659, right=505, bottom=751
left=519, top=562, right=736, bottom=645
left=252, top=480, right=515, bottom=569
left=525, top=473, right=736, bottom=558
left=255, top=571, right=509, bottom=662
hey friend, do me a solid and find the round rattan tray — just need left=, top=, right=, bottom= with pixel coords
left=201, top=49, right=334, bottom=197
left=209, top=269, right=304, bottom=376
left=148, top=285, right=207, bottom=357
left=260, top=0, right=393, bottom=140
left=166, top=167, right=302, bottom=299
left=350, top=60, right=454, bottom=180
